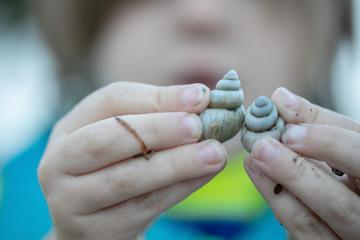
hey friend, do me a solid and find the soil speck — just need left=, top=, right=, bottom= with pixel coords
left=274, top=184, right=283, bottom=195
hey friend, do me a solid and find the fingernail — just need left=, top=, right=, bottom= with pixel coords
left=282, top=124, right=307, bottom=145
left=279, top=87, right=299, bottom=109
left=253, top=138, right=279, bottom=163
left=181, top=84, right=207, bottom=107
left=197, top=141, right=227, bottom=165
left=182, top=114, right=202, bottom=139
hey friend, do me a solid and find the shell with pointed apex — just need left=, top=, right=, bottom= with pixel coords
left=200, top=70, right=245, bottom=143
left=241, top=96, right=285, bottom=152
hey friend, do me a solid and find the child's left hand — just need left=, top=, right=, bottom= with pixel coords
left=244, top=87, right=360, bottom=240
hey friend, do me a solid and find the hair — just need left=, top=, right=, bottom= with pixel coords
left=0, top=0, right=28, bottom=28
left=32, top=0, right=353, bottom=114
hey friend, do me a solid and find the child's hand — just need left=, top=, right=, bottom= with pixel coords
left=38, top=82, right=228, bottom=240
left=245, top=88, right=360, bottom=240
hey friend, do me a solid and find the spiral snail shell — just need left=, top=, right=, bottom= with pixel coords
left=241, top=96, right=285, bottom=152
left=200, top=70, right=245, bottom=143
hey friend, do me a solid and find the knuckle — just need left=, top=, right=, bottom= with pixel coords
left=292, top=212, right=321, bottom=235
left=140, top=190, right=168, bottom=221
left=154, top=87, right=166, bottom=112
left=57, top=174, right=108, bottom=215
left=37, top=160, right=50, bottom=190
left=37, top=152, right=59, bottom=194
left=308, top=103, right=323, bottom=124
left=142, top=191, right=161, bottom=211
left=135, top=197, right=160, bottom=223
left=51, top=117, right=76, bottom=138
left=169, top=154, right=182, bottom=178
left=168, top=153, right=190, bottom=180
left=278, top=156, right=307, bottom=183
left=146, top=117, right=159, bottom=137
left=47, top=195, right=65, bottom=217
left=305, top=124, right=317, bottom=139
left=65, top=126, right=113, bottom=164
left=52, top=119, right=66, bottom=135
left=106, top=165, right=135, bottom=198
left=96, top=82, right=126, bottom=109
left=65, top=183, right=99, bottom=214
left=48, top=195, right=85, bottom=237
left=77, top=129, right=111, bottom=160
left=47, top=136, right=94, bottom=175
left=58, top=138, right=85, bottom=163
left=306, top=125, right=323, bottom=146
left=328, top=195, right=356, bottom=223
left=46, top=182, right=79, bottom=218
left=312, top=125, right=337, bottom=149
left=52, top=192, right=75, bottom=215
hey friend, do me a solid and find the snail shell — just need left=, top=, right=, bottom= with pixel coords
left=200, top=70, right=245, bottom=143
left=241, top=96, right=285, bottom=152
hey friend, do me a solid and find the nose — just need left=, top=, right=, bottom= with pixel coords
left=175, top=0, right=227, bottom=39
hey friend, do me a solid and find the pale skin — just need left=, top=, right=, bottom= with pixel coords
left=245, top=87, right=360, bottom=239
left=36, top=1, right=357, bottom=239
left=39, top=82, right=228, bottom=240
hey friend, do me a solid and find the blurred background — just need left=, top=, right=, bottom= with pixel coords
left=1, top=0, right=360, bottom=239
left=0, top=0, right=57, bottom=166
left=1, top=0, right=360, bottom=166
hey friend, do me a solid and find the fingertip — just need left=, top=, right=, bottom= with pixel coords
left=197, top=140, right=228, bottom=167
left=199, top=83, right=211, bottom=93
left=182, top=113, right=203, bottom=140
left=252, top=137, right=280, bottom=158
left=271, top=87, right=303, bottom=124
left=271, top=87, right=286, bottom=107
left=197, top=83, right=211, bottom=110
left=271, top=87, right=284, bottom=102
left=281, top=124, right=308, bottom=146
left=274, top=87, right=300, bottom=109
left=211, top=140, right=229, bottom=165
left=156, top=84, right=210, bottom=113
left=180, top=84, right=210, bottom=111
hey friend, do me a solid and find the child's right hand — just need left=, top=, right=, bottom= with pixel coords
left=38, top=82, right=228, bottom=240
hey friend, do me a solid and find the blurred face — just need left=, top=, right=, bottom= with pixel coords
left=92, top=0, right=343, bottom=99
left=90, top=0, right=343, bottom=151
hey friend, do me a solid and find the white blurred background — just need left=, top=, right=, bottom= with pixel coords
left=0, top=19, right=57, bottom=166
left=1, top=1, right=360, bottom=166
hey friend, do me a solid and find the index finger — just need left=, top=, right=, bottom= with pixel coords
left=54, top=82, right=210, bottom=136
left=271, top=87, right=360, bottom=133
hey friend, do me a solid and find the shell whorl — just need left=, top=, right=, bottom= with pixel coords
left=209, top=70, right=244, bottom=109
left=241, top=96, right=285, bottom=152
left=200, top=70, right=245, bottom=143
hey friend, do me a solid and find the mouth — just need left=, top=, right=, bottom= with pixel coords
left=174, top=67, right=221, bottom=90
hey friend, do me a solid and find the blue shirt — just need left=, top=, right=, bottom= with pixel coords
left=0, top=129, right=285, bottom=239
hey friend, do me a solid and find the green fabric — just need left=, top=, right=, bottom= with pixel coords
left=167, top=151, right=266, bottom=220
